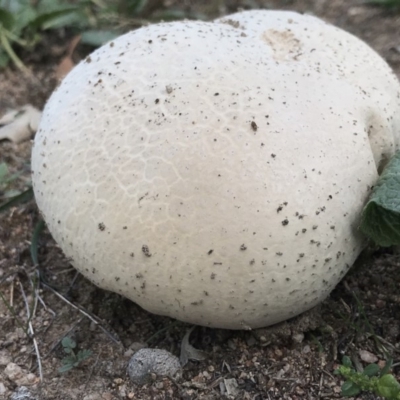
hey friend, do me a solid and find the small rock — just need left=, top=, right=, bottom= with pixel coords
left=378, top=360, right=387, bottom=368
left=376, top=299, right=386, bottom=309
left=5, top=363, right=24, bottom=382
left=10, top=386, right=37, bottom=400
left=0, top=382, right=7, bottom=396
left=127, top=348, right=181, bottom=385
left=155, top=382, right=164, bottom=389
left=302, top=345, right=311, bottom=354
left=292, top=333, right=304, bottom=343
left=83, top=394, right=100, bottom=400
left=227, top=340, right=237, bottom=350
left=274, top=348, right=283, bottom=357
left=359, top=349, right=378, bottom=364
left=129, top=342, right=147, bottom=352
left=0, top=350, right=11, bottom=366
left=118, top=385, right=127, bottom=397
left=124, top=349, right=134, bottom=358
left=4, top=363, right=38, bottom=386
left=0, top=105, right=42, bottom=143
left=219, top=381, right=226, bottom=395
left=224, top=378, right=239, bottom=396
left=246, top=335, right=257, bottom=347
left=17, top=374, right=38, bottom=387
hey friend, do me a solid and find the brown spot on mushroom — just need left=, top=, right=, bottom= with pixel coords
left=262, top=29, right=303, bottom=62
left=142, top=245, right=152, bottom=257
left=220, top=18, right=241, bottom=29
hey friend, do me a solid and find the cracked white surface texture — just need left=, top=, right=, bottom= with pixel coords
left=31, top=11, right=400, bottom=329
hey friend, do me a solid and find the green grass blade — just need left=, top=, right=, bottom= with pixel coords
left=30, top=219, right=45, bottom=266
left=0, top=187, right=33, bottom=213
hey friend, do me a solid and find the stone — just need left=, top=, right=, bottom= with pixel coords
left=127, top=348, right=181, bottom=385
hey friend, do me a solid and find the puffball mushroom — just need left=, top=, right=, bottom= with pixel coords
left=31, top=10, right=400, bottom=330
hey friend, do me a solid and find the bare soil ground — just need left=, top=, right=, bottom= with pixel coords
left=0, top=0, right=399, bottom=399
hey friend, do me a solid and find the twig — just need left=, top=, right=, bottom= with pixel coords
left=166, top=374, right=183, bottom=393
left=146, top=320, right=181, bottom=344
left=0, top=269, right=17, bottom=286
left=0, top=288, right=27, bottom=333
left=18, top=281, right=43, bottom=381
left=36, top=293, right=56, bottom=317
left=318, top=373, right=323, bottom=397
left=41, top=281, right=121, bottom=345
left=26, top=268, right=56, bottom=334
left=10, top=279, right=14, bottom=307
left=271, top=377, right=299, bottom=383
left=84, top=349, right=102, bottom=390
left=24, top=269, right=39, bottom=324
left=369, top=333, right=400, bottom=354
left=65, top=271, right=80, bottom=297
left=321, top=369, right=336, bottom=380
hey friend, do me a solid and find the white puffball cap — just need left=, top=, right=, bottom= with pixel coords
left=31, top=11, right=400, bottom=329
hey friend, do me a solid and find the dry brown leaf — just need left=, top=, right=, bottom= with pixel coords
left=56, top=35, right=81, bottom=81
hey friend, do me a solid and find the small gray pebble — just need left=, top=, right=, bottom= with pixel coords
left=127, top=348, right=181, bottom=385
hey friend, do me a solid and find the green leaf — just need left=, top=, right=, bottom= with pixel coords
left=12, top=5, right=38, bottom=34
left=0, top=162, right=8, bottom=182
left=363, top=363, right=380, bottom=377
left=151, top=8, right=187, bottom=21
left=30, top=219, right=45, bottom=266
left=342, top=355, right=353, bottom=368
left=0, top=163, right=24, bottom=187
left=0, top=26, right=26, bottom=69
left=360, top=151, right=400, bottom=246
left=381, top=359, right=393, bottom=376
left=0, top=7, right=15, bottom=30
left=29, top=7, right=79, bottom=30
left=58, top=354, right=78, bottom=373
left=0, top=48, right=9, bottom=67
left=61, top=336, right=76, bottom=350
left=341, top=380, right=361, bottom=397
left=0, top=187, right=33, bottom=213
left=1, top=0, right=31, bottom=15
left=128, top=0, right=148, bottom=14
left=366, top=0, right=400, bottom=8
left=81, top=29, right=119, bottom=47
left=376, top=374, right=400, bottom=399
left=76, top=349, right=92, bottom=361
